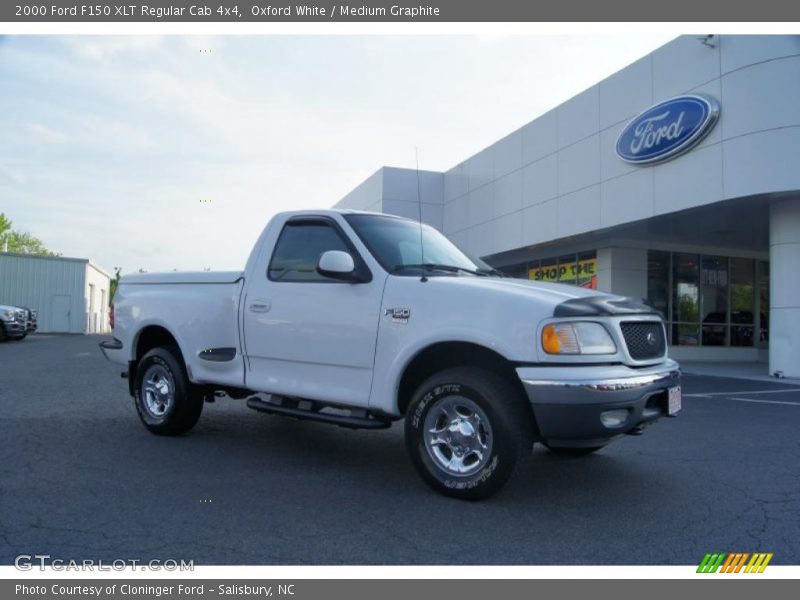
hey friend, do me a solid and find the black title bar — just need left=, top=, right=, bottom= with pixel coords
left=4, top=0, right=800, bottom=22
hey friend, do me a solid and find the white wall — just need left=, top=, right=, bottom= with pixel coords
left=335, top=167, right=444, bottom=230
left=595, top=247, right=648, bottom=298
left=335, top=168, right=384, bottom=212
left=437, top=35, right=800, bottom=258
left=85, top=262, right=111, bottom=335
left=769, top=196, right=800, bottom=378
left=336, top=36, right=800, bottom=260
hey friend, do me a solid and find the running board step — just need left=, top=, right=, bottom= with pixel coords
left=246, top=397, right=391, bottom=430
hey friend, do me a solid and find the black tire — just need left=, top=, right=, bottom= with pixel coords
left=133, top=346, right=204, bottom=436
left=405, top=366, right=533, bottom=501
left=544, top=443, right=604, bottom=457
left=0, top=324, right=6, bottom=342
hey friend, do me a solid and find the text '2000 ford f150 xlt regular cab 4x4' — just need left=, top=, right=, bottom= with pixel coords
left=100, top=210, right=681, bottom=500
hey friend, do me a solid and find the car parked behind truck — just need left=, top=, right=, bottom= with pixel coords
left=100, top=210, right=680, bottom=500
left=0, top=304, right=35, bottom=341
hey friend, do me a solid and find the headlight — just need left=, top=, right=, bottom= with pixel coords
left=2, top=310, right=12, bottom=319
left=542, top=322, right=617, bottom=355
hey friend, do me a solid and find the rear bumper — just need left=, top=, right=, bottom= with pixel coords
left=99, top=338, right=124, bottom=360
left=517, top=360, right=680, bottom=447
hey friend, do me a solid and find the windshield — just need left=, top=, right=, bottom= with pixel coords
left=344, top=214, right=492, bottom=275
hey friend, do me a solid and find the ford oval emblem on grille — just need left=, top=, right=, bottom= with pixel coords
left=616, top=94, right=720, bottom=165
left=646, top=332, right=657, bottom=346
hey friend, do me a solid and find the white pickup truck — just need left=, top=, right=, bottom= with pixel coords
left=101, top=210, right=680, bottom=499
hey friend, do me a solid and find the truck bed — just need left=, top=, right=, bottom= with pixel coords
left=113, top=271, right=246, bottom=388
left=122, top=271, right=243, bottom=285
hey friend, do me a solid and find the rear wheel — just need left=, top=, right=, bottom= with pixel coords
left=134, top=346, right=204, bottom=435
left=405, top=367, right=532, bottom=500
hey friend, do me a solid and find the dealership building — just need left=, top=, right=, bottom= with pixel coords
left=335, top=35, right=800, bottom=378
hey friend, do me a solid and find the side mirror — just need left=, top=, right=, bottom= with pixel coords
left=317, top=250, right=359, bottom=282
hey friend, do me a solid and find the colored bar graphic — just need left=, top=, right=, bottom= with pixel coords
left=745, top=553, right=760, bottom=573
left=698, top=553, right=726, bottom=573
left=697, top=553, right=713, bottom=573
left=719, top=553, right=735, bottom=573
left=733, top=553, right=749, bottom=573
left=697, top=552, right=772, bottom=573
left=710, top=553, right=726, bottom=573
left=758, top=553, right=773, bottom=573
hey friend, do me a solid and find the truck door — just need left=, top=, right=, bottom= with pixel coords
left=242, top=216, right=385, bottom=407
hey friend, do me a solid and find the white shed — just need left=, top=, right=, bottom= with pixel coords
left=0, top=252, right=112, bottom=334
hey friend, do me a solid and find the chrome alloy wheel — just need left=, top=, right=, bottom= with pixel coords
left=142, top=364, right=174, bottom=419
left=423, top=396, right=493, bottom=477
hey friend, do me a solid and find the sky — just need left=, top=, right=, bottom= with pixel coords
left=0, top=34, right=676, bottom=274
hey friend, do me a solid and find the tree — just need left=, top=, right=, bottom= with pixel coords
left=0, top=213, right=11, bottom=238
left=0, top=213, right=12, bottom=250
left=0, top=212, right=57, bottom=256
left=109, top=267, right=122, bottom=305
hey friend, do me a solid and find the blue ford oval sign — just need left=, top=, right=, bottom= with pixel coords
left=616, top=94, right=720, bottom=165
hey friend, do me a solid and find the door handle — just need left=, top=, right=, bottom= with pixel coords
left=249, top=299, right=271, bottom=313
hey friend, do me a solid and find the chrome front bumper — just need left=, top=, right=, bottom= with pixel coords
left=517, top=360, right=681, bottom=447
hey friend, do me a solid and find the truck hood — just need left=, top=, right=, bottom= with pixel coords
left=423, top=276, right=655, bottom=316
left=121, top=271, right=244, bottom=284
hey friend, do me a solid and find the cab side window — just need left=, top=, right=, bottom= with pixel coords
left=268, top=221, right=351, bottom=282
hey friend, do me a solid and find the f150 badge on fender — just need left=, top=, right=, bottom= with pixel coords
left=385, top=307, right=410, bottom=323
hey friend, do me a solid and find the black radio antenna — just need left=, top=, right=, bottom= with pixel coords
left=415, top=147, right=427, bottom=282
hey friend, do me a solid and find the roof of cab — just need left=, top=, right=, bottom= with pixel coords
left=280, top=208, right=416, bottom=221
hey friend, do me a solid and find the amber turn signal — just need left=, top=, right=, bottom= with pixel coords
left=542, top=324, right=562, bottom=354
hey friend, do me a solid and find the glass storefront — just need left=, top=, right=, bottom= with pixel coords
left=497, top=251, right=598, bottom=289
left=647, top=251, right=768, bottom=347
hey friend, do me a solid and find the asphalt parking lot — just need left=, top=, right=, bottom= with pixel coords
left=1, top=334, right=798, bottom=565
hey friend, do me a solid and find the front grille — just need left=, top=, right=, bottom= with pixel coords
left=620, top=321, right=666, bottom=361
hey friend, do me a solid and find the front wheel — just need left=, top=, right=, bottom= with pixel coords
left=134, top=346, right=204, bottom=436
left=405, top=367, right=533, bottom=501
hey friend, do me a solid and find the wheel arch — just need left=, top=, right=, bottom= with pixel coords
left=129, top=324, right=188, bottom=395
left=396, top=341, right=539, bottom=435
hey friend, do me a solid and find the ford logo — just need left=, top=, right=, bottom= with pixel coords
left=616, top=94, right=720, bottom=165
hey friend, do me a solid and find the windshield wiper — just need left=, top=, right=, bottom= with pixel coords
left=393, top=263, right=489, bottom=277
left=476, top=266, right=509, bottom=278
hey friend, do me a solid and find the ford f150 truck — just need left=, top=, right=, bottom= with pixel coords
left=100, top=210, right=680, bottom=499
left=1, top=304, right=35, bottom=341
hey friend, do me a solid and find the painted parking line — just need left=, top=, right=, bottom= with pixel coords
left=724, top=397, right=800, bottom=407
left=684, top=394, right=800, bottom=406
left=684, top=388, right=800, bottom=397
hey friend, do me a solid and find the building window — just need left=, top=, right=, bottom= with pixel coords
left=500, top=262, right=530, bottom=279
left=647, top=251, right=670, bottom=319
left=647, top=251, right=764, bottom=348
left=525, top=251, right=597, bottom=289
left=758, top=260, right=769, bottom=346
left=671, top=253, right=700, bottom=346
left=730, top=257, right=755, bottom=347
left=700, top=255, right=728, bottom=346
